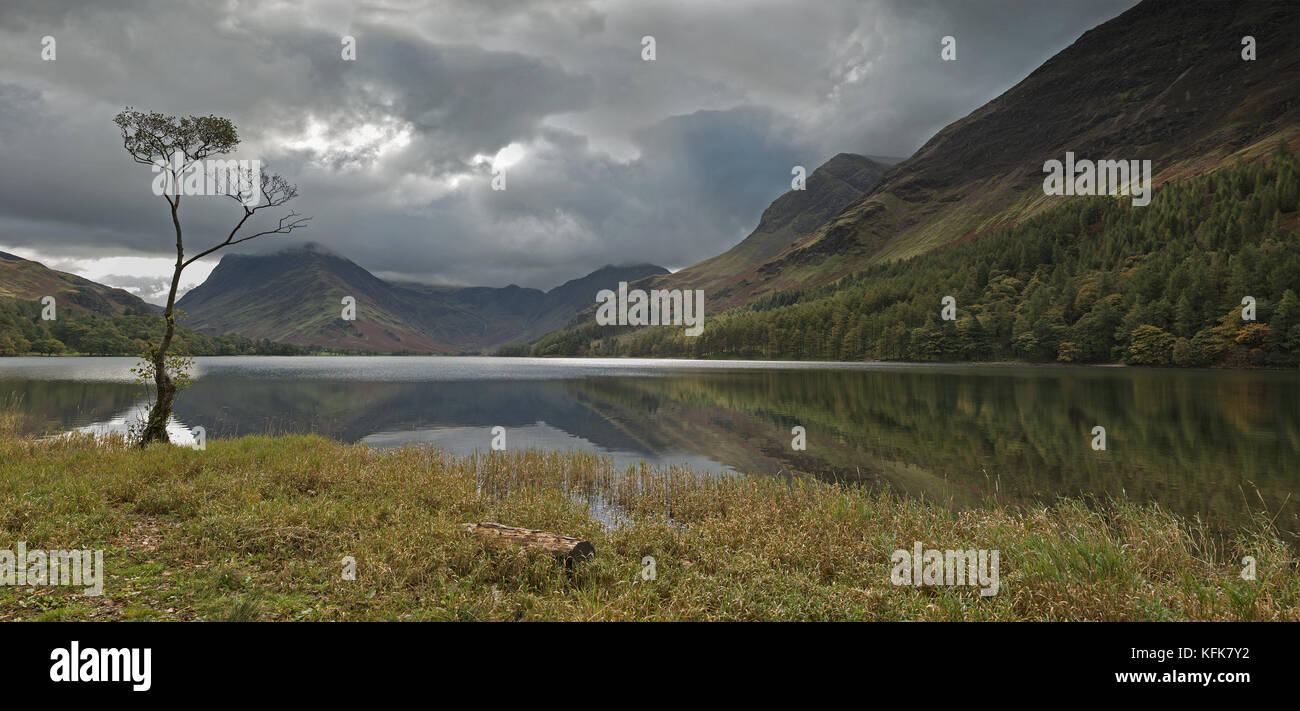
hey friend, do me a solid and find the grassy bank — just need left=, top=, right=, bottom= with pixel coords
left=0, top=427, right=1296, bottom=621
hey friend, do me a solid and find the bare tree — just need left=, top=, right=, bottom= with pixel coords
left=114, top=109, right=309, bottom=446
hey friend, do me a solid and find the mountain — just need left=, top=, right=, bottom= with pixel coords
left=657, top=0, right=1300, bottom=309
left=509, top=263, right=671, bottom=341
left=0, top=250, right=156, bottom=315
left=634, top=152, right=889, bottom=308
left=175, top=243, right=665, bottom=353
left=528, top=0, right=1300, bottom=367
left=174, top=244, right=446, bottom=352
left=0, top=251, right=313, bottom=357
left=391, top=262, right=668, bottom=347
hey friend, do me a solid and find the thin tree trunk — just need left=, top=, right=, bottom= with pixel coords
left=138, top=196, right=184, bottom=447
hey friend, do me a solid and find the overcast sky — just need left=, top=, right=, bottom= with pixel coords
left=0, top=0, right=1137, bottom=303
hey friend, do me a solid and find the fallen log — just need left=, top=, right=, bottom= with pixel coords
left=461, top=522, right=595, bottom=561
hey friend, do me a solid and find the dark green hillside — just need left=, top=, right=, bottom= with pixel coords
left=529, top=146, right=1300, bottom=367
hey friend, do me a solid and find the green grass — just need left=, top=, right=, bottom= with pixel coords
left=0, top=428, right=1296, bottom=621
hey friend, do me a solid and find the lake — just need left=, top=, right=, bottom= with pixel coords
left=1, top=356, right=1296, bottom=538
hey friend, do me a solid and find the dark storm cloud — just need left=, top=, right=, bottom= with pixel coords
left=0, top=0, right=1138, bottom=294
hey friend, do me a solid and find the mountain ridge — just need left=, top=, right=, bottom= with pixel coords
left=656, top=0, right=1300, bottom=311
left=175, top=244, right=667, bottom=353
left=527, top=0, right=1300, bottom=363
left=0, top=250, right=156, bottom=316
left=630, top=152, right=890, bottom=308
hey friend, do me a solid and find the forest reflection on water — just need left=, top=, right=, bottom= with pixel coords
left=1, top=356, right=1295, bottom=539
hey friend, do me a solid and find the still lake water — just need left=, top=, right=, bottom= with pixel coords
left=1, top=356, right=1296, bottom=537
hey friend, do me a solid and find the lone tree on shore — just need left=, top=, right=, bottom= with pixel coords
left=114, top=109, right=309, bottom=446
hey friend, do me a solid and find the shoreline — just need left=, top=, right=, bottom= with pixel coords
left=1, top=431, right=1295, bottom=622
left=3, top=352, right=1298, bottom=373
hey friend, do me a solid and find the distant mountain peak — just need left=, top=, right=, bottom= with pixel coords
left=623, top=151, right=890, bottom=309
left=581, top=262, right=667, bottom=277
left=545, top=263, right=669, bottom=296
left=176, top=245, right=668, bottom=353
left=275, top=241, right=339, bottom=256
left=226, top=240, right=343, bottom=260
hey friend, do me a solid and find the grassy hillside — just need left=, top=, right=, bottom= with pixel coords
left=1, top=428, right=1295, bottom=621
left=700, top=0, right=1300, bottom=308
left=531, top=147, right=1300, bottom=367
left=0, top=251, right=154, bottom=316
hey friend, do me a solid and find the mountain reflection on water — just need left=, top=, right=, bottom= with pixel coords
left=1, top=356, right=1295, bottom=539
